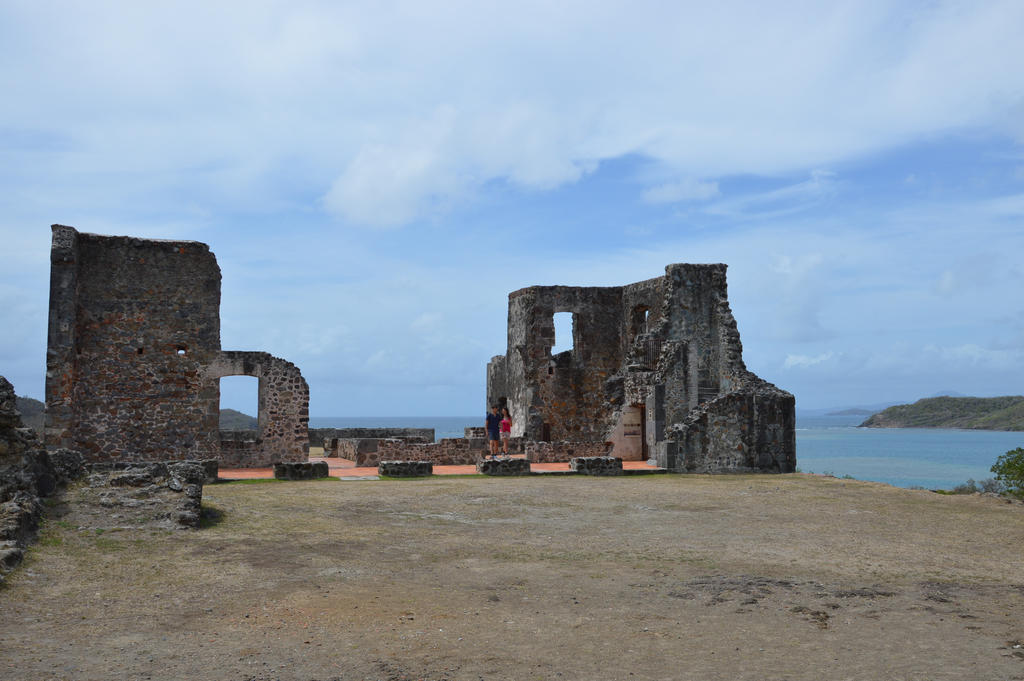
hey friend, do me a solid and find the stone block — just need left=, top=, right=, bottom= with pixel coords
left=476, top=457, right=531, bottom=476
left=378, top=460, right=433, bottom=477
left=570, top=456, right=623, bottom=475
left=273, top=461, right=330, bottom=480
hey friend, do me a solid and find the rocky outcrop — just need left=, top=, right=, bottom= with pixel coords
left=1, top=376, right=84, bottom=580
left=81, top=461, right=207, bottom=529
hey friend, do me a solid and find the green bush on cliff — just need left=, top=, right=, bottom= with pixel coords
left=991, top=447, right=1024, bottom=497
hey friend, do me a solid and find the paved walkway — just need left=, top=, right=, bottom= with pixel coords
left=219, top=457, right=662, bottom=480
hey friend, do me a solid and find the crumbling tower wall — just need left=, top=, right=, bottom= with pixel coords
left=487, top=264, right=795, bottom=473
left=490, top=285, right=624, bottom=442
left=44, top=225, right=308, bottom=466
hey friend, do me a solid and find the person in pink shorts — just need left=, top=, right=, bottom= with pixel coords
left=499, top=407, right=512, bottom=455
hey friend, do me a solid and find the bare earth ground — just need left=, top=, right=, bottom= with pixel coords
left=2, top=473, right=1023, bottom=681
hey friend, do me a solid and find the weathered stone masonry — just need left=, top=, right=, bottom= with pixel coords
left=487, top=264, right=795, bottom=473
left=44, top=225, right=309, bottom=467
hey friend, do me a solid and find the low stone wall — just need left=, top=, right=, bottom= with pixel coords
left=309, top=427, right=434, bottom=448
left=570, top=456, right=623, bottom=475
left=327, top=438, right=376, bottom=464
left=376, top=438, right=489, bottom=465
left=464, top=427, right=486, bottom=438
left=273, top=461, right=330, bottom=480
left=477, top=458, right=531, bottom=476
left=379, top=461, right=432, bottom=477
left=219, top=431, right=260, bottom=468
left=525, top=441, right=612, bottom=463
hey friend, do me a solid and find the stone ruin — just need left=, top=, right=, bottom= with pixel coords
left=486, top=264, right=796, bottom=473
left=32, top=226, right=790, bottom=477
left=45, top=225, right=309, bottom=468
left=2, top=373, right=213, bottom=584
left=312, top=427, right=435, bottom=467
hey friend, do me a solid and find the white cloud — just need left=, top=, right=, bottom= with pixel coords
left=922, top=343, right=1022, bottom=370
left=783, top=352, right=835, bottom=369
left=705, top=170, right=838, bottom=219
left=322, top=142, right=454, bottom=227
left=3, top=3, right=1024, bottom=226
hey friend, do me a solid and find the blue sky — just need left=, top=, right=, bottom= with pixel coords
left=2, top=1, right=1023, bottom=416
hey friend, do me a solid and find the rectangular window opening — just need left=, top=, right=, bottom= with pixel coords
left=219, top=375, right=258, bottom=431
left=552, top=312, right=574, bottom=355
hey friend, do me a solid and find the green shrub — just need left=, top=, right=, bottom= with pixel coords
left=991, top=447, right=1024, bottom=497
left=951, top=479, right=978, bottom=494
left=978, top=477, right=1006, bottom=494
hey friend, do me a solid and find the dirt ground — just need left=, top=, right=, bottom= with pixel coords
left=2, top=473, right=1023, bottom=681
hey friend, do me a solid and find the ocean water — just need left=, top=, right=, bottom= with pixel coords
left=309, top=416, right=479, bottom=441
left=795, top=414, right=1023, bottom=489
left=309, top=414, right=1024, bottom=490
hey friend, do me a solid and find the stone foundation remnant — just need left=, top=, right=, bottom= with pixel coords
left=487, top=264, right=795, bottom=473
left=476, top=457, right=531, bottom=476
left=313, top=428, right=435, bottom=466
left=378, top=460, right=433, bottom=477
left=273, top=461, right=330, bottom=480
left=570, top=456, right=624, bottom=475
left=44, top=225, right=309, bottom=468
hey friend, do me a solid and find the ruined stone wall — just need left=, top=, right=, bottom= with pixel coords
left=376, top=438, right=489, bottom=466
left=658, top=381, right=796, bottom=473
left=619, top=276, right=666, bottom=362
left=218, top=431, right=259, bottom=468
left=309, top=427, right=434, bottom=448
left=488, top=263, right=796, bottom=473
left=524, top=440, right=612, bottom=463
left=661, top=264, right=747, bottom=416
left=329, top=439, right=375, bottom=463
left=45, top=225, right=309, bottom=468
left=46, top=226, right=222, bottom=461
left=489, top=285, right=625, bottom=442
left=206, top=351, right=309, bottom=466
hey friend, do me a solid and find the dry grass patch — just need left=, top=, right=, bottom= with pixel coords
left=2, top=474, right=1023, bottom=680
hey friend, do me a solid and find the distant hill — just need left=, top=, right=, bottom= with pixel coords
left=15, top=395, right=45, bottom=438
left=220, top=408, right=257, bottom=430
left=827, top=408, right=877, bottom=416
left=860, top=396, right=1024, bottom=431
left=14, top=397, right=258, bottom=434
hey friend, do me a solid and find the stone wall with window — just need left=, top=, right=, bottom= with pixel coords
left=487, top=264, right=795, bottom=473
left=44, top=225, right=308, bottom=467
